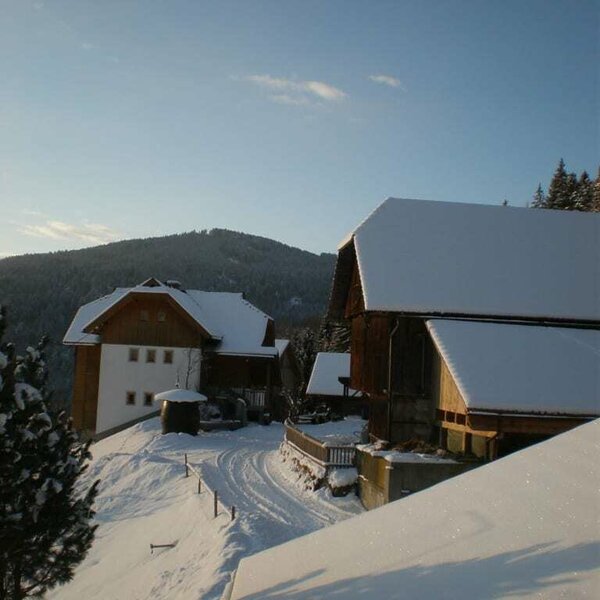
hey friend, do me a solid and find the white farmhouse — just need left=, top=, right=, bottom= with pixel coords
left=63, top=278, right=278, bottom=437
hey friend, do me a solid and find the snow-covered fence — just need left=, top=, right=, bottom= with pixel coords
left=184, top=454, right=236, bottom=521
left=283, top=421, right=356, bottom=471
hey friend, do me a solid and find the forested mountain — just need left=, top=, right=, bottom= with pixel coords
left=0, top=229, right=336, bottom=407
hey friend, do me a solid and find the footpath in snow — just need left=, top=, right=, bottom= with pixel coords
left=48, top=418, right=363, bottom=600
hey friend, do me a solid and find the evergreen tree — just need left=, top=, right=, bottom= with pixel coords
left=532, top=159, right=599, bottom=212
left=592, top=167, right=600, bottom=212
left=318, top=319, right=350, bottom=353
left=0, top=306, right=99, bottom=599
left=573, top=171, right=593, bottom=212
left=531, top=184, right=546, bottom=208
left=545, top=158, right=569, bottom=209
left=564, top=171, right=578, bottom=210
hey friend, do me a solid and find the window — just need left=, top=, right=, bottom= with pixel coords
left=126, top=391, right=136, bottom=405
left=140, top=310, right=149, bottom=321
left=128, top=348, right=139, bottom=362
left=164, top=350, right=174, bottom=364
left=146, top=349, right=156, bottom=363
left=157, top=311, right=166, bottom=322
left=144, top=392, right=153, bottom=406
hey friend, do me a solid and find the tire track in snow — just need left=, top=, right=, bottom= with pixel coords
left=198, top=438, right=358, bottom=555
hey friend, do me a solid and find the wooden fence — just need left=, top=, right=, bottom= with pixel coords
left=184, top=453, right=236, bottom=521
left=283, top=420, right=356, bottom=471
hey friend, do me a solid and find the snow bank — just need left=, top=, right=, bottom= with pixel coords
left=280, top=441, right=326, bottom=488
left=328, top=468, right=358, bottom=488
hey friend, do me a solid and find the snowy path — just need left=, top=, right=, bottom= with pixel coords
left=49, top=418, right=363, bottom=600
left=199, top=434, right=357, bottom=553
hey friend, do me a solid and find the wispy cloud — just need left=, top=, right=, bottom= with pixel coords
left=271, top=94, right=311, bottom=106
left=368, top=74, right=404, bottom=89
left=244, top=74, right=347, bottom=106
left=19, top=220, right=120, bottom=244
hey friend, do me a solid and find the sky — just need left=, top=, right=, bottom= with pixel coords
left=1, top=0, right=598, bottom=257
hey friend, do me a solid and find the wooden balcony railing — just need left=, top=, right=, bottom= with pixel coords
left=284, top=420, right=356, bottom=470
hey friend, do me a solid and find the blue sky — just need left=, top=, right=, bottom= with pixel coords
left=1, top=0, right=598, bottom=256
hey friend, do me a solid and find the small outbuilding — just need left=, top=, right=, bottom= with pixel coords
left=155, top=388, right=207, bottom=435
left=306, top=352, right=365, bottom=416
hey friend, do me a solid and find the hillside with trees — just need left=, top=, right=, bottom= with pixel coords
left=0, top=229, right=336, bottom=407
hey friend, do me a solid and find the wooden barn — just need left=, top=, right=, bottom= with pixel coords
left=64, top=278, right=280, bottom=437
left=305, top=352, right=365, bottom=417
left=328, top=198, right=600, bottom=457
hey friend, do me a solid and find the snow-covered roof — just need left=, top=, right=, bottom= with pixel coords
left=343, top=198, right=600, bottom=322
left=306, top=353, right=360, bottom=397
left=274, top=339, right=290, bottom=356
left=63, top=281, right=277, bottom=357
left=63, top=288, right=130, bottom=345
left=154, top=389, right=207, bottom=403
left=228, top=419, right=600, bottom=599
left=427, top=320, right=600, bottom=416
left=186, top=290, right=276, bottom=357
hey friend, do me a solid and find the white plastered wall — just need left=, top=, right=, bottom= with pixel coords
left=96, top=344, right=201, bottom=433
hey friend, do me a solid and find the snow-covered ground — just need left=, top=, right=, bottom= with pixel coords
left=296, top=415, right=366, bottom=446
left=48, top=418, right=363, bottom=600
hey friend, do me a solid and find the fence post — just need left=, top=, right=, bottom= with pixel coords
left=214, top=490, right=218, bottom=518
left=197, top=478, right=201, bottom=494
left=231, top=506, right=236, bottom=521
left=184, top=453, right=189, bottom=478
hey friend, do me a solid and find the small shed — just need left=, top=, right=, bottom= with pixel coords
left=155, top=389, right=207, bottom=435
left=306, top=352, right=365, bottom=416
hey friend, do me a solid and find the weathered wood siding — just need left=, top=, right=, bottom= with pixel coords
left=71, top=345, right=101, bottom=433
left=100, top=295, right=205, bottom=348
left=368, top=396, right=389, bottom=440
left=345, top=261, right=365, bottom=319
left=350, top=314, right=390, bottom=394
